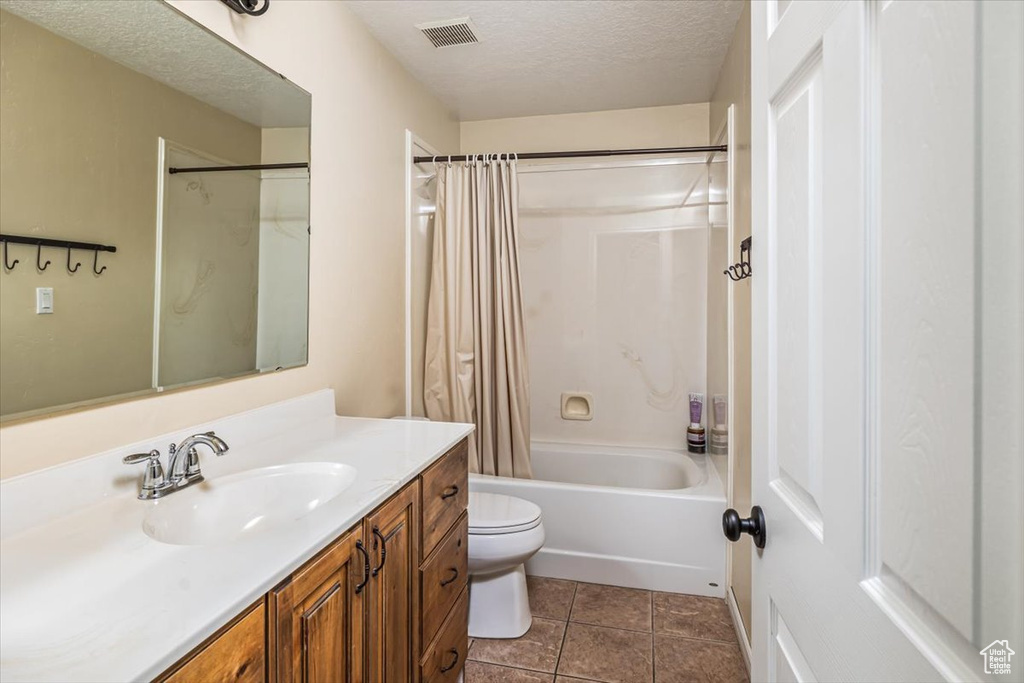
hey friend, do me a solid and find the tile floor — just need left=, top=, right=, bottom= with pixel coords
left=465, top=577, right=749, bottom=683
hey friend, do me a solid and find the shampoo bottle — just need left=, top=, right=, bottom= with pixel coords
left=686, top=393, right=706, bottom=454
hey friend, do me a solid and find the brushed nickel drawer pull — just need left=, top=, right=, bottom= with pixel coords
left=440, top=567, right=459, bottom=587
left=441, top=485, right=459, bottom=500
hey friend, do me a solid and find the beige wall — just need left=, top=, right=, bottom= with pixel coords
left=461, top=103, right=710, bottom=153
left=0, top=0, right=459, bottom=479
left=709, top=2, right=753, bottom=643
left=0, top=9, right=261, bottom=417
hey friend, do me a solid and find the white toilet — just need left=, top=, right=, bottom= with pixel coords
left=467, top=492, right=545, bottom=639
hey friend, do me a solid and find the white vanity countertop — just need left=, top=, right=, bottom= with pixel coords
left=0, top=391, right=473, bottom=682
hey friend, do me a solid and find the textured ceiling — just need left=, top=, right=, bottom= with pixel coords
left=0, top=0, right=310, bottom=128
left=344, top=0, right=743, bottom=121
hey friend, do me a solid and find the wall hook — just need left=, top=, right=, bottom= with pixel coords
left=92, top=250, right=107, bottom=275
left=37, top=245, right=51, bottom=271
left=724, top=237, right=752, bottom=282
left=3, top=242, right=19, bottom=271
left=66, top=247, right=81, bottom=274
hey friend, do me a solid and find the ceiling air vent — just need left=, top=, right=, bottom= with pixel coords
left=416, top=17, right=479, bottom=49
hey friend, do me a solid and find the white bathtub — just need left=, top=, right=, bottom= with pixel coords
left=469, top=441, right=727, bottom=597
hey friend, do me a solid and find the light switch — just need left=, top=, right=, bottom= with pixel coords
left=36, top=287, right=53, bottom=314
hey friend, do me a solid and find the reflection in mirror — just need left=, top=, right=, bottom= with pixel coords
left=0, top=0, right=311, bottom=420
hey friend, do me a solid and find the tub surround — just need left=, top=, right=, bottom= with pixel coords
left=0, top=390, right=473, bottom=682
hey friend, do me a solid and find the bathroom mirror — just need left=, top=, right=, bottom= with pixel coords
left=0, top=0, right=311, bottom=421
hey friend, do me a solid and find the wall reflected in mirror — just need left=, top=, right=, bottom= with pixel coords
left=0, top=0, right=311, bottom=420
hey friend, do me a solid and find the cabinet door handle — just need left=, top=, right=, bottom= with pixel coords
left=440, top=567, right=459, bottom=587
left=371, top=526, right=387, bottom=577
left=440, top=485, right=459, bottom=500
left=355, top=540, right=370, bottom=594
left=440, top=648, right=460, bottom=673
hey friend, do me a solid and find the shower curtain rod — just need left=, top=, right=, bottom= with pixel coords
left=167, top=162, right=309, bottom=175
left=412, top=144, right=727, bottom=164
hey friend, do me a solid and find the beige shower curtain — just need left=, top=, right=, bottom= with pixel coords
left=424, top=158, right=532, bottom=478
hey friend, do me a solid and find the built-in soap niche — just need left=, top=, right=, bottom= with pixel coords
left=560, top=392, right=593, bottom=421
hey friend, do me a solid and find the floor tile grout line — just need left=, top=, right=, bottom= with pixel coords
left=465, top=659, right=564, bottom=678
left=553, top=581, right=578, bottom=676
left=651, top=591, right=656, bottom=683
left=566, top=617, right=654, bottom=635
left=654, top=631, right=742, bottom=646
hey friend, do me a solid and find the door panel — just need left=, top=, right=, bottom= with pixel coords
left=366, top=481, right=420, bottom=683
left=876, top=0, right=976, bottom=642
left=303, top=583, right=349, bottom=683
left=752, top=1, right=1023, bottom=681
left=770, top=53, right=825, bottom=538
left=771, top=604, right=816, bottom=683
left=271, top=527, right=366, bottom=683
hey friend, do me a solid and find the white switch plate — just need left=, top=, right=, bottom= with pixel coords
left=36, top=287, right=53, bottom=314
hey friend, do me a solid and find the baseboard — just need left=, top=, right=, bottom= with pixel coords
left=727, top=587, right=752, bottom=674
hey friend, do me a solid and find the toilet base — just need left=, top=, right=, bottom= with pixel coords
left=468, top=564, right=532, bottom=639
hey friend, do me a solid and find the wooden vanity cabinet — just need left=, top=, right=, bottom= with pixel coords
left=364, top=481, right=420, bottom=683
left=269, top=527, right=367, bottom=683
left=157, top=438, right=470, bottom=683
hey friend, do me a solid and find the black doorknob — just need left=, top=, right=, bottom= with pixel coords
left=722, top=506, right=766, bottom=549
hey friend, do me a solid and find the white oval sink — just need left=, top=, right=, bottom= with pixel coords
left=142, top=462, right=357, bottom=546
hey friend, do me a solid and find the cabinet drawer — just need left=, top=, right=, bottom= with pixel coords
left=420, top=440, right=469, bottom=560
left=160, top=601, right=265, bottom=683
left=420, top=512, right=468, bottom=651
left=420, top=588, right=469, bottom=683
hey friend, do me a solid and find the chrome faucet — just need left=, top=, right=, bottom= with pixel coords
left=123, top=431, right=229, bottom=500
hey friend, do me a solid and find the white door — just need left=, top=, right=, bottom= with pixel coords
left=750, top=1, right=1023, bottom=682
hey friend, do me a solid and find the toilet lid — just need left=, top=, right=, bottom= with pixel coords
left=468, top=492, right=542, bottom=535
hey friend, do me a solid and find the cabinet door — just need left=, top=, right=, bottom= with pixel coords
left=270, top=527, right=368, bottom=683
left=365, top=481, right=421, bottom=683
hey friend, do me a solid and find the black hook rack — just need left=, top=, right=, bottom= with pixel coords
left=724, top=237, right=752, bottom=282
left=0, top=234, right=116, bottom=275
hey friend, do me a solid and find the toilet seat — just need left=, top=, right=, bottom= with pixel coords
left=468, top=492, right=541, bottom=535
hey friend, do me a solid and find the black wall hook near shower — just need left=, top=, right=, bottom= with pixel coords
left=66, top=247, right=81, bottom=274
left=36, top=245, right=51, bottom=271
left=724, top=237, right=752, bottom=282
left=2, top=242, right=18, bottom=271
left=219, top=0, right=270, bottom=16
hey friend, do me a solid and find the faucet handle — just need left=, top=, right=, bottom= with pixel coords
left=123, top=450, right=168, bottom=499
left=123, top=449, right=161, bottom=465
